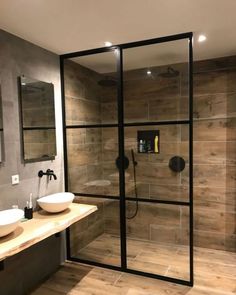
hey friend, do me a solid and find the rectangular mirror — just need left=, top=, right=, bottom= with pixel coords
left=19, top=76, right=57, bottom=162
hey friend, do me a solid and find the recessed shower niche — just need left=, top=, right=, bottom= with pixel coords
left=61, top=32, right=193, bottom=286
left=137, top=130, right=160, bottom=153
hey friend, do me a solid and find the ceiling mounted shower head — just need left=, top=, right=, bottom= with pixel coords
left=98, top=76, right=117, bottom=87
left=159, top=67, right=179, bottom=78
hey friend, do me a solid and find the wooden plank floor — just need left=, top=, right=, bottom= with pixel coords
left=30, top=234, right=236, bottom=295
left=75, top=234, right=190, bottom=281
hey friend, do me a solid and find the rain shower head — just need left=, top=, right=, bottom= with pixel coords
left=159, top=67, right=179, bottom=78
left=98, top=76, right=117, bottom=87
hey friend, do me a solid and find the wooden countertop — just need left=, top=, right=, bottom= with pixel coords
left=0, top=203, right=97, bottom=261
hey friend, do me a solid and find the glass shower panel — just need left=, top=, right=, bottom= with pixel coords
left=64, top=49, right=121, bottom=267
left=66, top=127, right=119, bottom=196
left=70, top=196, right=121, bottom=267
left=123, top=39, right=189, bottom=123
left=124, top=125, right=189, bottom=202
left=64, top=51, right=118, bottom=126
left=123, top=38, right=190, bottom=281
left=126, top=202, right=190, bottom=281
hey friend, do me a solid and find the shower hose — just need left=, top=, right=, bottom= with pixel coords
left=126, top=149, right=138, bottom=219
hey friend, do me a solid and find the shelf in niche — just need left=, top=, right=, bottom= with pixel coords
left=23, top=126, right=56, bottom=130
left=65, top=123, right=118, bottom=129
left=124, top=119, right=190, bottom=127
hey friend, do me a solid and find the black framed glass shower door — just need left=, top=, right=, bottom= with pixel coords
left=60, top=32, right=193, bottom=286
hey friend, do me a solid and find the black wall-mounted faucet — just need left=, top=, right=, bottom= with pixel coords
left=38, top=169, right=57, bottom=180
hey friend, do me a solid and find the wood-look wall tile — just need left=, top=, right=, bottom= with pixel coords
left=149, top=184, right=189, bottom=201
left=194, top=230, right=236, bottom=252
left=126, top=183, right=150, bottom=198
left=148, top=142, right=188, bottom=164
left=194, top=70, right=230, bottom=95
left=126, top=203, right=181, bottom=226
left=193, top=186, right=236, bottom=212
left=104, top=200, right=120, bottom=219
left=183, top=118, right=236, bottom=142
left=70, top=219, right=104, bottom=253
left=126, top=221, right=150, bottom=240
left=100, top=86, right=117, bottom=103
left=124, top=100, right=148, bottom=122
left=66, top=129, right=86, bottom=145
left=193, top=55, right=236, bottom=72
left=136, top=163, right=181, bottom=185
left=194, top=209, right=228, bottom=232
left=65, top=96, right=101, bottom=125
left=104, top=218, right=120, bottom=236
left=193, top=141, right=236, bottom=165
left=67, top=143, right=102, bottom=166
left=123, top=76, right=180, bottom=101
left=150, top=224, right=182, bottom=245
left=193, top=93, right=236, bottom=119
left=226, top=165, right=236, bottom=189
left=64, top=60, right=101, bottom=101
left=188, top=164, right=226, bottom=187
left=149, top=96, right=188, bottom=121
left=101, top=102, right=117, bottom=123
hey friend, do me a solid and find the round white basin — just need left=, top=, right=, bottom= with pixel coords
left=37, top=192, right=75, bottom=213
left=0, top=209, right=24, bottom=237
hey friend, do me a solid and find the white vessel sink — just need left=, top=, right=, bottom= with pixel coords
left=0, top=209, right=24, bottom=237
left=37, top=192, right=75, bottom=213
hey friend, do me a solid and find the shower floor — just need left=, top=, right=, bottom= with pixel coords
left=75, top=233, right=190, bottom=281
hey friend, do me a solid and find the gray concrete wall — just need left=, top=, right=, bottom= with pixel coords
left=0, top=29, right=65, bottom=295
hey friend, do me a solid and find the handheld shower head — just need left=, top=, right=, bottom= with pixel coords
left=98, top=76, right=117, bottom=87
left=159, top=67, right=179, bottom=78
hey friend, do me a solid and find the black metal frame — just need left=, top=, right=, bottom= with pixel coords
left=60, top=32, right=193, bottom=286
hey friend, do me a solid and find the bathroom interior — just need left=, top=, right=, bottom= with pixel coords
left=0, top=1, right=235, bottom=295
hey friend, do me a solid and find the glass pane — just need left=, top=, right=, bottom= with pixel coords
left=64, top=50, right=118, bottom=126
left=20, top=76, right=55, bottom=128
left=124, top=125, right=189, bottom=202
left=23, top=129, right=56, bottom=160
left=123, top=39, right=189, bottom=123
left=70, top=196, right=120, bottom=267
left=67, top=127, right=119, bottom=196
left=126, top=202, right=190, bottom=281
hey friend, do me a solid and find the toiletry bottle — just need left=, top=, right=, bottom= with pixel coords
left=147, top=140, right=151, bottom=152
left=24, top=193, right=33, bottom=219
left=154, top=136, right=159, bottom=153
left=139, top=140, right=144, bottom=153
left=142, top=140, right=146, bottom=153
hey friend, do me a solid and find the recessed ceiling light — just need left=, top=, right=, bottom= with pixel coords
left=147, top=70, right=152, bottom=75
left=104, top=41, right=112, bottom=47
left=198, top=35, right=207, bottom=42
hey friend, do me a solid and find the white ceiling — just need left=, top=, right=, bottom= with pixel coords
left=1, top=0, right=236, bottom=71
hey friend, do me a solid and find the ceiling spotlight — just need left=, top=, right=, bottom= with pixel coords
left=104, top=41, right=112, bottom=47
left=198, top=35, right=207, bottom=42
left=147, top=70, right=152, bottom=75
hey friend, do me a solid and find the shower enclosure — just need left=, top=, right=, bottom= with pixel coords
left=60, top=32, right=193, bottom=286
